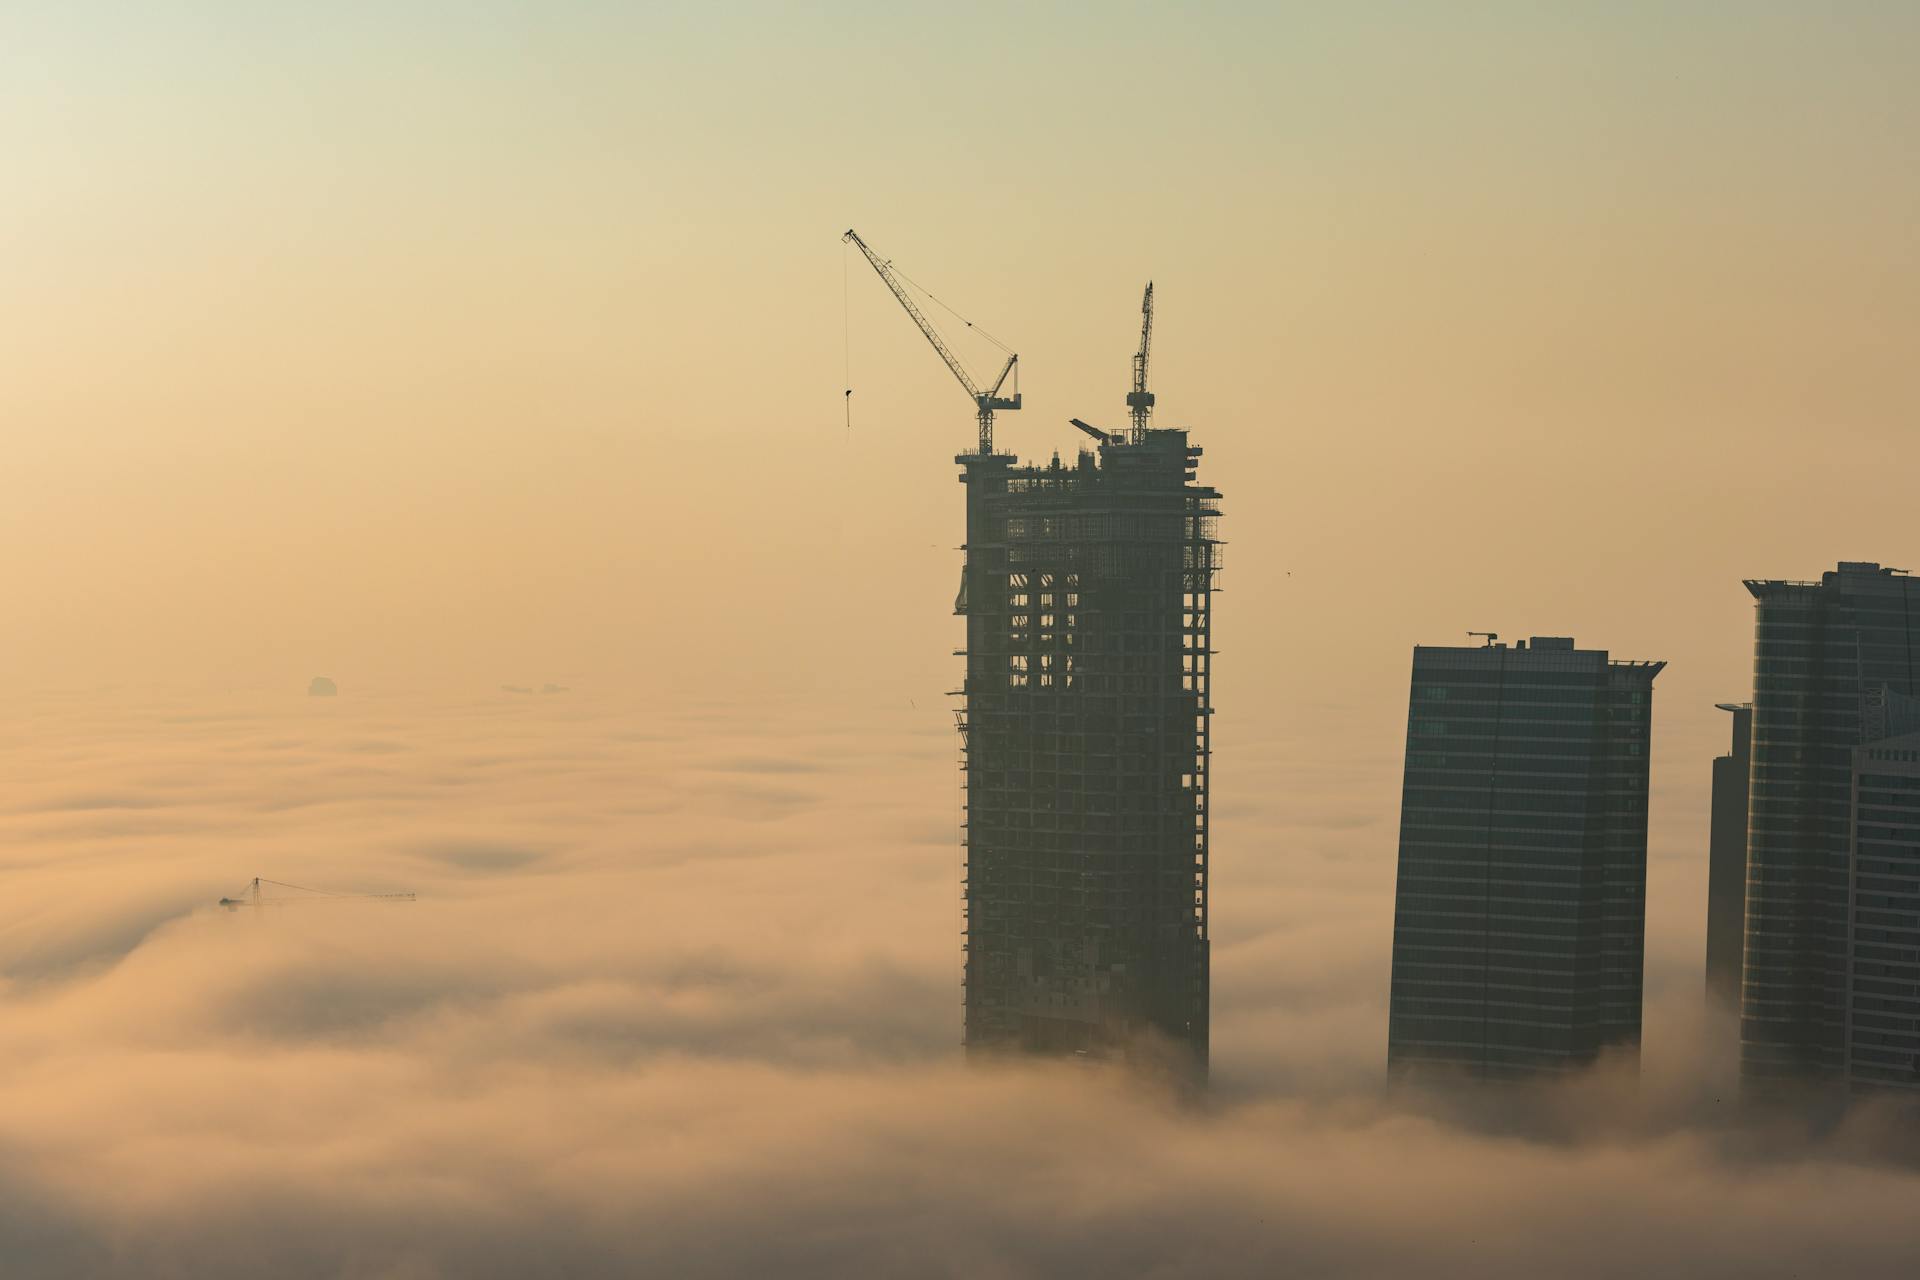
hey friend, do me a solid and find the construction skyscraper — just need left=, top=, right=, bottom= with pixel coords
left=842, top=233, right=1218, bottom=1070
left=956, top=431, right=1220, bottom=1068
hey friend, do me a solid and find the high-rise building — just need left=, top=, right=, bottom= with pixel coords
left=1706, top=702, right=1751, bottom=1011
left=957, top=430, right=1220, bottom=1068
left=1388, top=636, right=1663, bottom=1079
left=1844, top=732, right=1920, bottom=1094
left=1741, top=562, right=1920, bottom=1091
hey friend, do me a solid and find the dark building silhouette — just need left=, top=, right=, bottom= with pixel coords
left=1706, top=702, right=1751, bottom=1011
left=1845, top=731, right=1920, bottom=1094
left=1741, top=563, right=1920, bottom=1091
left=957, top=431, right=1220, bottom=1068
left=1388, top=636, right=1663, bottom=1079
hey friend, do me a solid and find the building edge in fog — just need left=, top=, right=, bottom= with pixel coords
left=1706, top=702, right=1751, bottom=1012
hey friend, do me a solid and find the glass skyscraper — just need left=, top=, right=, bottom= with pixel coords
left=1706, top=702, right=1751, bottom=1011
left=1388, top=636, right=1662, bottom=1079
left=1845, top=732, right=1920, bottom=1094
left=1741, top=562, right=1920, bottom=1090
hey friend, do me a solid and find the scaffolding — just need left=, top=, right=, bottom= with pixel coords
left=956, top=429, right=1221, bottom=1070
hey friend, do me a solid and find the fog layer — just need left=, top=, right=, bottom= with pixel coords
left=2, top=690, right=1916, bottom=1278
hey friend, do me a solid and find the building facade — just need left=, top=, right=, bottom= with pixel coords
left=1388, top=637, right=1662, bottom=1079
left=957, top=430, right=1220, bottom=1068
left=1741, top=563, right=1920, bottom=1090
left=1845, top=732, right=1920, bottom=1094
left=1706, top=702, right=1752, bottom=1011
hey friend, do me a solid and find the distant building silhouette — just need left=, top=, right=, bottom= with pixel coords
left=958, top=431, right=1220, bottom=1069
left=1845, top=731, right=1920, bottom=1095
left=1740, top=563, right=1920, bottom=1093
left=1388, top=636, right=1662, bottom=1079
left=1706, top=702, right=1751, bottom=1012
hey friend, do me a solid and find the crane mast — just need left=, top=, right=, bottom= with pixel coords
left=843, top=228, right=1020, bottom=455
left=1126, top=281, right=1154, bottom=444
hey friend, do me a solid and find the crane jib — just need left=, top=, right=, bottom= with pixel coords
left=843, top=228, right=1021, bottom=455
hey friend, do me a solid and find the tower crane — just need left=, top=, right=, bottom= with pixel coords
left=843, top=228, right=1020, bottom=456
left=1126, top=282, right=1154, bottom=443
left=218, top=877, right=416, bottom=911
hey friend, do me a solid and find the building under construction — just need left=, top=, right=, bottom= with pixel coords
left=957, top=432, right=1220, bottom=1067
left=844, top=232, right=1220, bottom=1070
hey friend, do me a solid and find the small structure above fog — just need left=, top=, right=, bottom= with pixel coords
left=308, top=677, right=338, bottom=697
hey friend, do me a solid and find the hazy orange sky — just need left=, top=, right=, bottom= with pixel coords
left=7, top=3, right=1916, bottom=704
left=4, top=4, right=1920, bottom=1274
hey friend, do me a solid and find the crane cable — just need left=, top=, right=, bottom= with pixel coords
left=889, top=262, right=1015, bottom=355
left=843, top=237, right=853, bottom=439
left=840, top=231, right=1012, bottom=429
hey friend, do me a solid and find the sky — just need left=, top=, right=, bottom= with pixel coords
left=4, top=2, right=1920, bottom=1275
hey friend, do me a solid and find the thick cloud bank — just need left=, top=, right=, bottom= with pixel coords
left=2, top=689, right=1916, bottom=1278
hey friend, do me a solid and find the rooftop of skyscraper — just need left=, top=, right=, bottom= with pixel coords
left=1745, top=561, right=1913, bottom=595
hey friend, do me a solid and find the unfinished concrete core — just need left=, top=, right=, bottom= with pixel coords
left=956, top=428, right=1221, bottom=1071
